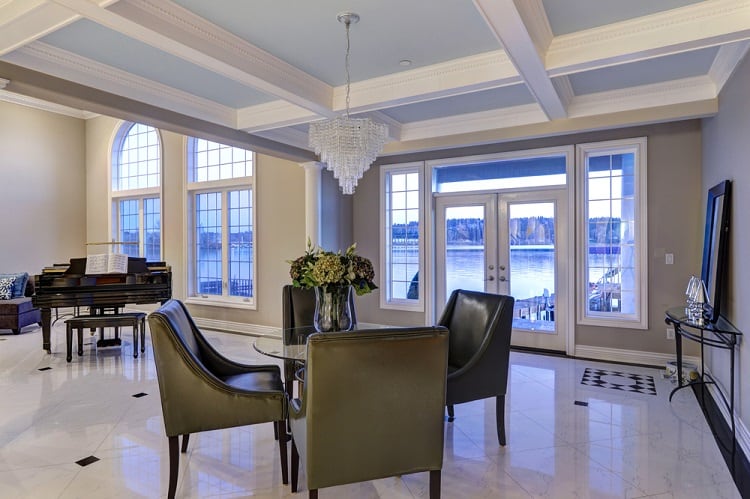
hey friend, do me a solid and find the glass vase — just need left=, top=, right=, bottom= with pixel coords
left=314, top=285, right=354, bottom=332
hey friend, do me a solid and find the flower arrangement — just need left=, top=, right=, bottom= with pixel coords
left=289, top=240, right=377, bottom=295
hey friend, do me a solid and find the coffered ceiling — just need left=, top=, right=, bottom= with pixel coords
left=1, top=0, right=749, bottom=162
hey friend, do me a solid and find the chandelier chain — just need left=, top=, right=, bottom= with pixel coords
left=344, top=18, right=351, bottom=118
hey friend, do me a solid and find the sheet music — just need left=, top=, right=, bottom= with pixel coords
left=84, top=253, right=128, bottom=274
left=107, top=253, right=129, bottom=273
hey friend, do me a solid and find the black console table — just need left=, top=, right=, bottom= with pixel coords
left=665, top=307, right=741, bottom=437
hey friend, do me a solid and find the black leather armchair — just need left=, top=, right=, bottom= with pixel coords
left=289, top=327, right=449, bottom=499
left=148, top=299, right=288, bottom=498
left=437, top=289, right=515, bottom=445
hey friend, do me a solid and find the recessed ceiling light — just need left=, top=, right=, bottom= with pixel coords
left=399, top=59, right=412, bottom=67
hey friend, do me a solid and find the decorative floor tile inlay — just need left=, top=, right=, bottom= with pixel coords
left=132, top=392, right=148, bottom=398
left=581, top=368, right=657, bottom=395
left=37, top=367, right=52, bottom=371
left=574, top=400, right=589, bottom=406
left=76, top=455, right=100, bottom=467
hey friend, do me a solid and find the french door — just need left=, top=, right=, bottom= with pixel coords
left=435, top=189, right=569, bottom=352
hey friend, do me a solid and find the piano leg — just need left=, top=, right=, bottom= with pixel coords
left=41, top=308, right=52, bottom=353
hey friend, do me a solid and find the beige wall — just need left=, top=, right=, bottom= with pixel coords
left=84, top=118, right=307, bottom=327
left=702, top=52, right=750, bottom=428
left=0, top=101, right=86, bottom=274
left=353, top=121, right=704, bottom=356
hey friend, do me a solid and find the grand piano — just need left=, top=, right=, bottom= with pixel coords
left=33, top=257, right=172, bottom=353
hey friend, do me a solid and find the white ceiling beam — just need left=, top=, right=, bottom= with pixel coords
left=4, top=41, right=237, bottom=127
left=239, top=51, right=522, bottom=132
left=473, top=0, right=567, bottom=120
left=0, top=0, right=119, bottom=55
left=709, top=40, right=750, bottom=93
left=49, top=0, right=335, bottom=117
left=547, top=0, right=750, bottom=77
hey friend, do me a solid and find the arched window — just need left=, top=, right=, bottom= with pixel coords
left=186, top=138, right=255, bottom=307
left=111, top=122, right=162, bottom=260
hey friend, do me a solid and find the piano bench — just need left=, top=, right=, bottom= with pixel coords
left=65, top=313, right=147, bottom=362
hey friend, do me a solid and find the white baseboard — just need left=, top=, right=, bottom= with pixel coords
left=574, top=344, right=701, bottom=368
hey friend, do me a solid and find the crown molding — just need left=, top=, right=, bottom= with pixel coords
left=400, top=103, right=547, bottom=142
left=0, top=0, right=117, bottom=56
left=547, top=0, right=750, bottom=76
left=240, top=51, right=522, bottom=131
left=340, top=50, right=521, bottom=114
left=238, top=99, right=316, bottom=132
left=253, top=126, right=310, bottom=152
left=4, top=41, right=237, bottom=126
left=107, top=0, right=333, bottom=116
left=568, top=76, right=717, bottom=118
left=710, top=40, right=750, bottom=93
left=0, top=87, right=95, bottom=118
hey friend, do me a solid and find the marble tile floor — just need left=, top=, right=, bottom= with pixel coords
left=0, top=322, right=741, bottom=499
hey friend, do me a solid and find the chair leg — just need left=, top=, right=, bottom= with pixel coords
left=77, top=328, right=83, bottom=356
left=168, top=436, right=179, bottom=499
left=181, top=434, right=190, bottom=453
left=278, top=420, right=289, bottom=485
left=133, top=323, right=139, bottom=358
left=309, top=490, right=318, bottom=499
left=273, top=420, right=279, bottom=440
left=429, top=469, right=441, bottom=499
left=140, top=317, right=146, bottom=353
left=447, top=404, right=455, bottom=422
left=291, top=436, right=299, bottom=492
left=496, top=395, right=506, bottom=446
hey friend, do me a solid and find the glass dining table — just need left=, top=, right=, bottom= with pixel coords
left=252, top=323, right=391, bottom=363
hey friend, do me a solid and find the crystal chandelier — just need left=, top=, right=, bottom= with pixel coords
left=309, top=12, right=388, bottom=195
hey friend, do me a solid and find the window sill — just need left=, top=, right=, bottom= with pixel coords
left=185, top=296, right=256, bottom=310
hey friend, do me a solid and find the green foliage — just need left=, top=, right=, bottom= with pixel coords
left=288, top=239, right=377, bottom=296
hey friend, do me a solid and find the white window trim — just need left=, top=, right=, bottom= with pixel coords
left=575, top=137, right=648, bottom=329
left=109, top=121, right=163, bottom=259
left=379, top=162, right=425, bottom=312
left=184, top=140, right=257, bottom=310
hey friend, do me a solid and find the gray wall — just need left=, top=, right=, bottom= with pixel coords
left=353, top=120, right=704, bottom=356
left=0, top=101, right=86, bottom=276
left=702, top=52, right=750, bottom=429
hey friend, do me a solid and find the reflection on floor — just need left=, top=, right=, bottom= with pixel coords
left=0, top=322, right=741, bottom=498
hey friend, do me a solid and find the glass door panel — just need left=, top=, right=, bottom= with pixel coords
left=508, top=202, right=556, bottom=332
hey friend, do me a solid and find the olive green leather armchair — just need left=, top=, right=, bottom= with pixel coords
left=289, top=327, right=449, bottom=499
left=438, top=289, right=515, bottom=445
left=148, top=299, right=288, bottom=499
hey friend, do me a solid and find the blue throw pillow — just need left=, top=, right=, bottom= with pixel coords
left=0, top=272, right=29, bottom=298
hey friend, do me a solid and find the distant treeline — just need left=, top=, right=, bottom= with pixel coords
left=391, top=217, right=622, bottom=246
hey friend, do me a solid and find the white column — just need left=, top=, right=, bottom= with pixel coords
left=301, top=162, right=324, bottom=247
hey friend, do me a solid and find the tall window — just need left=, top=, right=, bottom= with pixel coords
left=380, top=163, right=423, bottom=311
left=576, top=138, right=648, bottom=329
left=111, top=122, right=161, bottom=260
left=187, top=138, right=255, bottom=306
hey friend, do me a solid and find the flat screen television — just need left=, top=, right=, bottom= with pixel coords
left=701, top=180, right=731, bottom=323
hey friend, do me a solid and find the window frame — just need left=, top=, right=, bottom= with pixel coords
left=379, top=162, right=425, bottom=312
left=185, top=139, right=257, bottom=310
left=575, top=137, right=648, bottom=329
left=110, top=122, right=162, bottom=260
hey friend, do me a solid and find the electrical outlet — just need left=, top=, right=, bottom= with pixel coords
left=666, top=327, right=674, bottom=340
